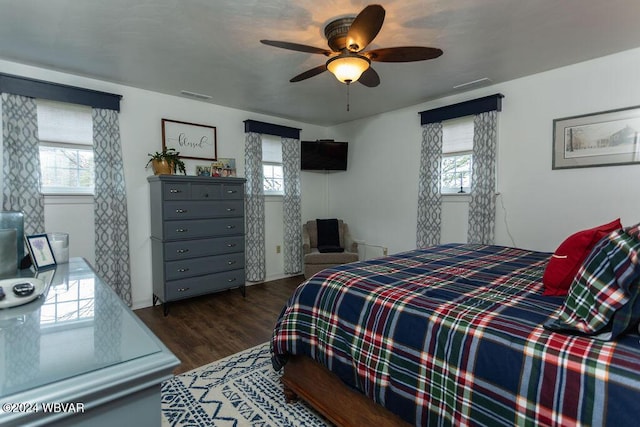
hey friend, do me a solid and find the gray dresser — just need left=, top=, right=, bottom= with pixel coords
left=148, top=175, right=246, bottom=315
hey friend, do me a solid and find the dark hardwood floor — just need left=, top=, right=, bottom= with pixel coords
left=135, top=275, right=304, bottom=375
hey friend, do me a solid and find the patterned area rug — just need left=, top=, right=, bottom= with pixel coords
left=161, top=343, right=332, bottom=426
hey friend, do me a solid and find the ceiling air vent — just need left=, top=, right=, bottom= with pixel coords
left=453, top=78, right=492, bottom=89
left=180, top=90, right=212, bottom=100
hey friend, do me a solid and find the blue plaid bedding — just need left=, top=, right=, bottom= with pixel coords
left=271, top=244, right=640, bottom=426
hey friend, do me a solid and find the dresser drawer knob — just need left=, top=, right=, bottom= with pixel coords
left=169, top=189, right=182, bottom=193
left=176, top=249, right=189, bottom=254
left=203, top=193, right=209, bottom=198
left=175, top=209, right=188, bottom=213
left=226, top=208, right=235, bottom=212
left=176, top=228, right=188, bottom=233
left=226, top=190, right=237, bottom=194
left=226, top=225, right=236, bottom=229
left=178, top=268, right=189, bottom=272
left=226, top=243, right=236, bottom=247
left=177, top=287, right=190, bottom=292
left=227, top=261, right=236, bottom=265
left=227, top=278, right=237, bottom=283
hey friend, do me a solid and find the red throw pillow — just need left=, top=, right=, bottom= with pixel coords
left=542, top=218, right=622, bottom=296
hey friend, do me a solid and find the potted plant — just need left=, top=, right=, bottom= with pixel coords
left=146, top=148, right=186, bottom=175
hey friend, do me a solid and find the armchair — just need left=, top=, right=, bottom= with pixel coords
left=302, top=219, right=359, bottom=279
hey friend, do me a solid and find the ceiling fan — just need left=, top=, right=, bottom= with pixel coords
left=260, top=4, right=443, bottom=87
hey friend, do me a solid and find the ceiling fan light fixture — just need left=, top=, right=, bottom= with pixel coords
left=326, top=53, right=370, bottom=84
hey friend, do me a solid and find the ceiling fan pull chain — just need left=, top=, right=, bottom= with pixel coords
left=346, top=80, right=351, bottom=112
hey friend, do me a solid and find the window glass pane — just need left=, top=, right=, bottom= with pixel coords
left=263, top=163, right=283, bottom=194
left=441, top=153, right=472, bottom=194
left=40, top=146, right=94, bottom=193
left=264, top=178, right=282, bottom=193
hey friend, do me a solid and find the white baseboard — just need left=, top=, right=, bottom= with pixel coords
left=246, top=272, right=303, bottom=286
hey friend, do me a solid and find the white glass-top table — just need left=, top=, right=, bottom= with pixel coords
left=0, top=258, right=179, bottom=426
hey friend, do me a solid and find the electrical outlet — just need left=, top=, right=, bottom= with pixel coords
left=276, top=245, right=281, bottom=254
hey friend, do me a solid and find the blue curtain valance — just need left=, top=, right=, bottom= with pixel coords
left=243, top=119, right=300, bottom=139
left=0, top=72, right=121, bottom=111
left=419, top=94, right=503, bottom=125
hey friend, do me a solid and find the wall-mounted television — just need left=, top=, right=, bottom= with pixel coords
left=300, top=140, right=348, bottom=171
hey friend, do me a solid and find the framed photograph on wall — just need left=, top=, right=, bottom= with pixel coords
left=552, top=105, right=640, bottom=169
left=25, top=234, right=56, bottom=270
left=162, top=118, right=217, bottom=161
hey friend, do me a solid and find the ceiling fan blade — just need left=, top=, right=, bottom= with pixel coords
left=290, top=64, right=328, bottom=82
left=346, top=5, right=385, bottom=52
left=260, top=40, right=332, bottom=56
left=357, top=67, right=380, bottom=87
left=366, top=46, right=443, bottom=62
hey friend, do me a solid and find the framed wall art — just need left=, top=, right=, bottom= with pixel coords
left=25, top=234, right=56, bottom=270
left=162, top=118, right=217, bottom=161
left=552, top=105, right=640, bottom=169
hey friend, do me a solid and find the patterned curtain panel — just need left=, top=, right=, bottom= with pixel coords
left=468, top=110, right=498, bottom=245
left=281, top=137, right=302, bottom=274
left=1, top=93, right=44, bottom=235
left=244, top=132, right=266, bottom=281
left=93, top=108, right=132, bottom=305
left=416, top=123, right=443, bottom=248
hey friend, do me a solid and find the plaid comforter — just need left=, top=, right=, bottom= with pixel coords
left=271, top=244, right=640, bottom=426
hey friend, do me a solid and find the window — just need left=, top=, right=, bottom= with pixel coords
left=262, top=135, right=283, bottom=195
left=37, top=100, right=94, bottom=194
left=441, top=116, right=474, bottom=194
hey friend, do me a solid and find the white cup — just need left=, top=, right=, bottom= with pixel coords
left=47, top=232, right=69, bottom=264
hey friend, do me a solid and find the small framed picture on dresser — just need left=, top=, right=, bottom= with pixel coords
left=25, top=234, right=56, bottom=270
left=211, top=158, right=237, bottom=177
left=195, top=165, right=212, bottom=176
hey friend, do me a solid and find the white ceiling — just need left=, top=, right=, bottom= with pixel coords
left=1, top=0, right=640, bottom=126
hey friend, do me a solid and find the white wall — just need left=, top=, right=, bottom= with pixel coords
left=328, top=48, right=640, bottom=254
left=4, top=46, right=640, bottom=308
left=0, top=59, right=328, bottom=308
left=494, top=50, right=640, bottom=250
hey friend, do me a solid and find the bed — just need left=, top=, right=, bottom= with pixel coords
left=271, top=240, right=640, bottom=426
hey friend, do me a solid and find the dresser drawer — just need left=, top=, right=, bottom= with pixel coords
left=163, top=217, right=244, bottom=240
left=165, top=252, right=245, bottom=280
left=164, top=236, right=244, bottom=261
left=165, top=269, right=245, bottom=300
left=191, top=183, right=223, bottom=200
left=163, top=200, right=244, bottom=220
left=221, top=183, right=244, bottom=199
left=162, top=183, right=190, bottom=200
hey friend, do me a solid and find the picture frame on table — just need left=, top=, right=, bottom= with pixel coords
left=25, top=234, right=56, bottom=270
left=552, top=105, right=640, bottom=169
left=162, top=118, right=217, bottom=161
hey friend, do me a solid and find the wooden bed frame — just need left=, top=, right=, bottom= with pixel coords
left=281, top=354, right=411, bottom=427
